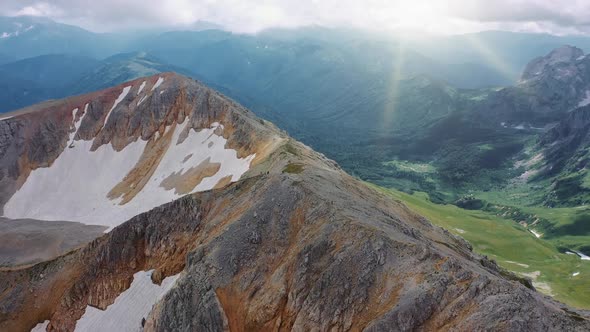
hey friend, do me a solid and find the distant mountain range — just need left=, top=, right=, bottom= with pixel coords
left=0, top=52, right=191, bottom=111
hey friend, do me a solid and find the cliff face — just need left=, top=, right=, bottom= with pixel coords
left=0, top=74, right=589, bottom=332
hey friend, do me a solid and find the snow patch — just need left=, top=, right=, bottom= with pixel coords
left=529, top=229, right=543, bottom=238
left=69, top=105, right=88, bottom=147
left=75, top=270, right=179, bottom=332
left=0, top=115, right=14, bottom=121
left=573, top=272, right=580, bottom=276
left=31, top=320, right=49, bottom=332
left=3, top=119, right=255, bottom=229
left=577, top=55, right=586, bottom=61
left=137, top=81, right=146, bottom=95
left=505, top=261, right=530, bottom=268
left=521, top=270, right=541, bottom=279
left=572, top=250, right=590, bottom=261
left=454, top=228, right=466, bottom=234
left=137, top=95, right=148, bottom=106
left=127, top=120, right=255, bottom=210
left=4, top=136, right=147, bottom=228
left=151, top=77, right=164, bottom=91
left=103, top=86, right=131, bottom=126
left=579, top=90, right=590, bottom=107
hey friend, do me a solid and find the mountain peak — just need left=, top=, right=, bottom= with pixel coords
left=547, top=45, right=584, bottom=62
left=0, top=72, right=281, bottom=228
left=521, top=45, right=585, bottom=81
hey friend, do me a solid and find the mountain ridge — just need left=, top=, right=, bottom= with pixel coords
left=0, top=73, right=589, bottom=331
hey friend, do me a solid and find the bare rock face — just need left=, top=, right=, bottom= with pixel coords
left=479, top=46, right=590, bottom=126
left=0, top=74, right=589, bottom=332
left=521, top=45, right=585, bottom=81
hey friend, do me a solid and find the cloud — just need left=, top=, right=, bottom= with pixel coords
left=447, top=0, right=590, bottom=25
left=0, top=0, right=590, bottom=35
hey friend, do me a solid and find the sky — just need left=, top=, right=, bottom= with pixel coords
left=1, top=0, right=590, bottom=35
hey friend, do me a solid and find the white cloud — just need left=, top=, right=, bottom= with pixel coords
left=0, top=0, right=590, bottom=35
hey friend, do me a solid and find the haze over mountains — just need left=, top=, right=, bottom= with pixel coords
left=1, top=12, right=590, bottom=331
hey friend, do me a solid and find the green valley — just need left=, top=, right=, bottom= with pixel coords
left=373, top=185, right=590, bottom=309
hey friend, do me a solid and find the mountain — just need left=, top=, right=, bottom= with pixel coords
left=66, top=52, right=195, bottom=95
left=0, top=53, right=14, bottom=65
left=534, top=105, right=590, bottom=207
left=476, top=45, right=590, bottom=127
left=0, top=54, right=100, bottom=88
left=0, top=16, right=134, bottom=60
left=0, top=77, right=54, bottom=113
left=0, top=52, right=191, bottom=112
left=0, top=73, right=267, bottom=227
left=0, top=73, right=588, bottom=331
left=0, top=54, right=100, bottom=112
left=407, top=31, right=590, bottom=83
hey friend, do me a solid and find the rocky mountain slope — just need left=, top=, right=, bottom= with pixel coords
left=478, top=45, right=590, bottom=127
left=0, top=73, right=278, bottom=228
left=0, top=73, right=588, bottom=331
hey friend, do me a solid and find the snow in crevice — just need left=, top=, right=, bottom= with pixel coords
left=151, top=77, right=164, bottom=91
left=579, top=90, right=590, bottom=107
left=69, top=105, right=88, bottom=147
left=30, top=320, right=49, bottom=332
left=529, top=229, right=543, bottom=238
left=75, top=270, right=179, bottom=332
left=137, top=95, right=148, bottom=106
left=103, top=86, right=131, bottom=126
left=137, top=81, right=146, bottom=95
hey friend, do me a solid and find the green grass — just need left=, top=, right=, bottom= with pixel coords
left=372, top=184, right=590, bottom=309
left=283, top=163, right=304, bottom=174
left=476, top=185, right=590, bottom=253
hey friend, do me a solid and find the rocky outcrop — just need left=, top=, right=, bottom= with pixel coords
left=0, top=74, right=588, bottom=331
